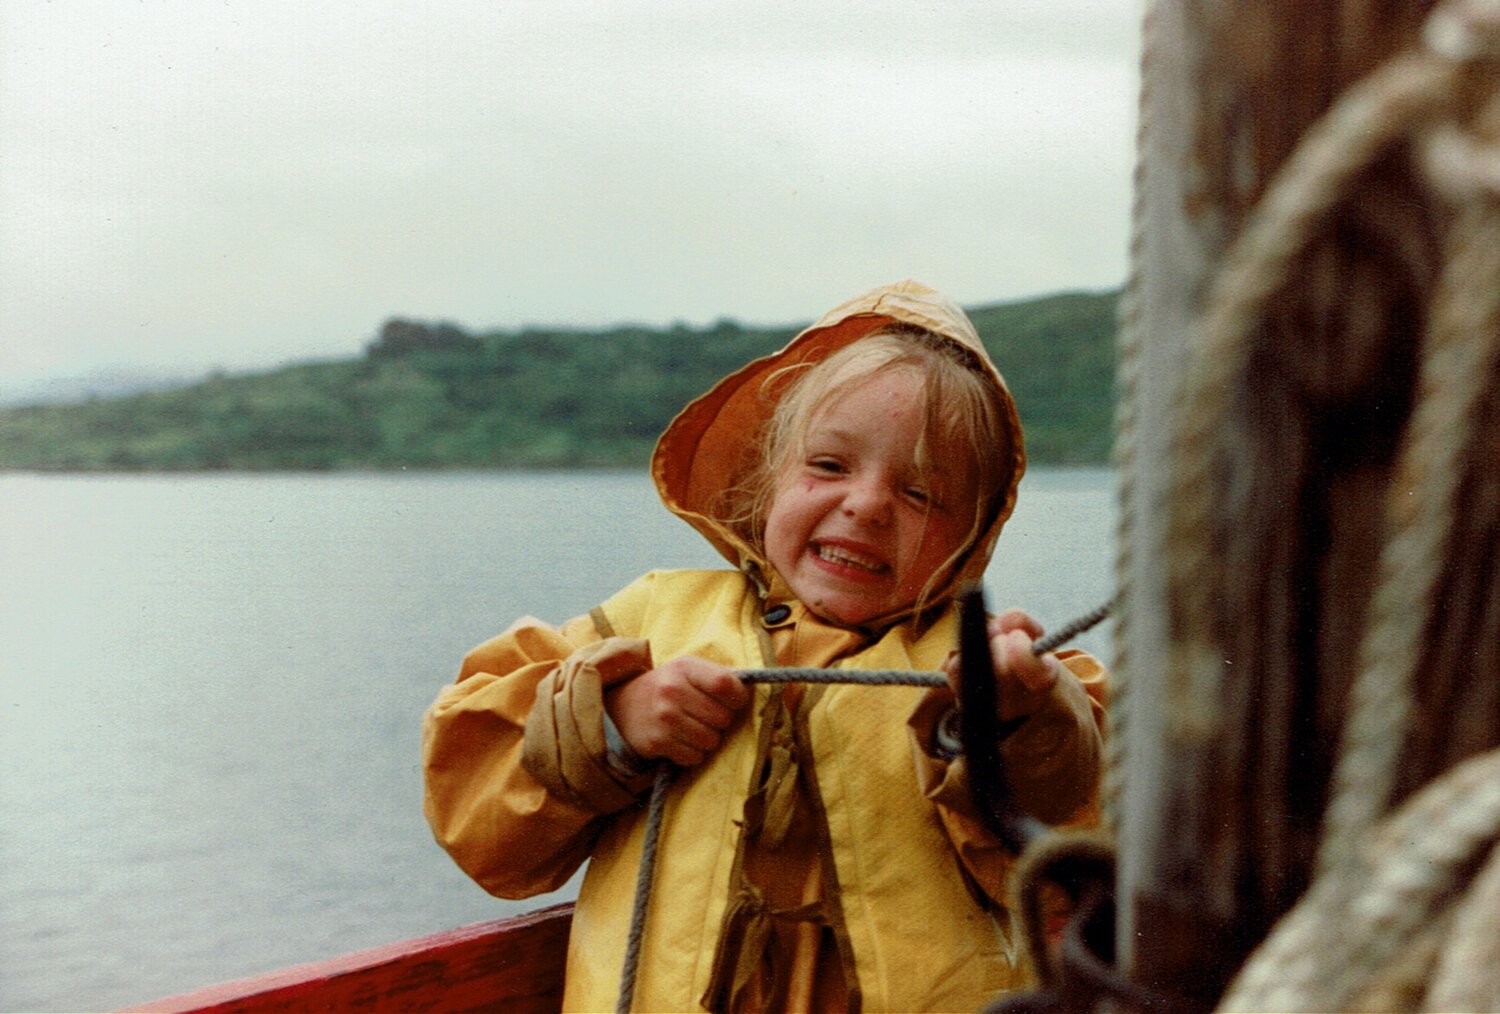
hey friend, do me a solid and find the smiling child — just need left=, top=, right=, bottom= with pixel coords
left=422, top=279, right=1107, bottom=1012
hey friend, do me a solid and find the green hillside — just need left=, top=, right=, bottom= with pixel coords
left=0, top=290, right=1118, bottom=471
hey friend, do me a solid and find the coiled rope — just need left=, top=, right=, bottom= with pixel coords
left=1149, top=0, right=1500, bottom=1008
left=614, top=601, right=1114, bottom=1013
left=1162, top=31, right=1467, bottom=744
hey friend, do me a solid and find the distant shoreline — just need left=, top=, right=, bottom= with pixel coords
left=0, top=291, right=1118, bottom=472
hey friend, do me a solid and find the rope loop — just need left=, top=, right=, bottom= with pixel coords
left=1423, top=0, right=1500, bottom=62
left=1219, top=749, right=1500, bottom=1011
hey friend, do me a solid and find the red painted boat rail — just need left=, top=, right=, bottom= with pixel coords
left=119, top=903, right=573, bottom=1013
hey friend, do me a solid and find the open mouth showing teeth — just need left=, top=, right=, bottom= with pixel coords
left=815, top=543, right=887, bottom=573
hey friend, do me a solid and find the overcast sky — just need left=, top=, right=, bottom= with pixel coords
left=1, top=1, right=1141, bottom=391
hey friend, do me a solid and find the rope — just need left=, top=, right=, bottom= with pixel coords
left=1034, top=598, right=1115, bottom=657
left=1218, top=748, right=1500, bottom=1012
left=1104, top=0, right=1160, bottom=836
left=1007, top=829, right=1117, bottom=997
left=1162, top=42, right=1462, bottom=743
left=1142, top=0, right=1500, bottom=1007
left=1223, top=116, right=1500, bottom=1013
left=613, top=602, right=1113, bottom=1012
left=734, top=668, right=947, bottom=688
left=1426, top=831, right=1500, bottom=1011
left=1318, top=160, right=1500, bottom=878
left=615, top=760, right=672, bottom=1014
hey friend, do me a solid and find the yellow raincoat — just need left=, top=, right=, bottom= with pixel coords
left=423, top=280, right=1107, bottom=1012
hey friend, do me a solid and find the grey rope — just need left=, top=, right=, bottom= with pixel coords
left=1034, top=597, right=1115, bottom=657
left=737, top=668, right=947, bottom=687
left=615, top=760, right=673, bottom=1014
left=614, top=600, right=1113, bottom=1012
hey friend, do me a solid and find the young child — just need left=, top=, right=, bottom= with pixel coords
left=422, top=279, right=1107, bottom=1012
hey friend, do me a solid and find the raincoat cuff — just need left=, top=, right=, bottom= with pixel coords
left=522, top=636, right=657, bottom=812
left=997, top=669, right=1102, bottom=823
left=909, top=669, right=1101, bottom=826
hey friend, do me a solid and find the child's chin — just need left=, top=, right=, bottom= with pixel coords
left=809, top=596, right=885, bottom=627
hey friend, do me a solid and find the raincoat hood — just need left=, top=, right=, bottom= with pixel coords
left=651, top=279, right=1026, bottom=619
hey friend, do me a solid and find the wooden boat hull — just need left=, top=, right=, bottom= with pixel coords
left=120, top=903, right=572, bottom=1013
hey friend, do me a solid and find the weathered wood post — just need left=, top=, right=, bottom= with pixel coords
left=1109, top=0, right=1500, bottom=1005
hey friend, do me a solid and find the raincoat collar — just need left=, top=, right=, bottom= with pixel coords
left=651, top=279, right=1026, bottom=625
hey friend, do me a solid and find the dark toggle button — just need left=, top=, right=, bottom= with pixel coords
left=763, top=603, right=792, bottom=625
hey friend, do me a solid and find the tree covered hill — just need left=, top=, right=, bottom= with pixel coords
left=0, top=290, right=1118, bottom=471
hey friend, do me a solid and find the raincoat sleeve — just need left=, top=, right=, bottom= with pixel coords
left=421, top=606, right=656, bottom=900
left=908, top=650, right=1108, bottom=905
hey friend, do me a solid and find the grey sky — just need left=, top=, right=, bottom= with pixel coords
left=2, top=1, right=1141, bottom=388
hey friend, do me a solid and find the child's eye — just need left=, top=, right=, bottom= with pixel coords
left=808, top=457, right=845, bottom=475
left=904, top=483, right=948, bottom=511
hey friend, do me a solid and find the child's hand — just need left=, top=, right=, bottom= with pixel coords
left=605, top=656, right=750, bottom=767
left=987, top=609, right=1063, bottom=695
left=944, top=608, right=1063, bottom=716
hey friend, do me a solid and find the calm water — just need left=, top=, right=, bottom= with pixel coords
left=0, top=468, right=1114, bottom=1011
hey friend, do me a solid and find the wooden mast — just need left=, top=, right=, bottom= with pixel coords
left=1110, top=0, right=1500, bottom=1004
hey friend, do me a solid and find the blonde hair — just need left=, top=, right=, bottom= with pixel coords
left=715, top=324, right=1013, bottom=610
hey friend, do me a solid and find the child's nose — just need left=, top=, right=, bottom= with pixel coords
left=841, top=477, right=892, bottom=523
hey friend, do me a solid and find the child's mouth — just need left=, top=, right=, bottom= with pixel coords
left=813, top=542, right=888, bottom=574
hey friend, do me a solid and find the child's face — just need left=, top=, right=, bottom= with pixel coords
left=763, top=368, right=977, bottom=626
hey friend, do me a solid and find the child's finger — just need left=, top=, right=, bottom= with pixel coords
left=990, top=608, right=1045, bottom=640
left=667, top=712, right=727, bottom=758
left=658, top=735, right=708, bottom=767
left=677, top=688, right=739, bottom=731
left=994, top=629, right=1061, bottom=693
left=631, top=703, right=719, bottom=766
left=940, top=651, right=962, bottom=688
left=683, top=663, right=751, bottom=710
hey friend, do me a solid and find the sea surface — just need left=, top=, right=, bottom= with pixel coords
left=0, top=468, right=1115, bottom=1011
